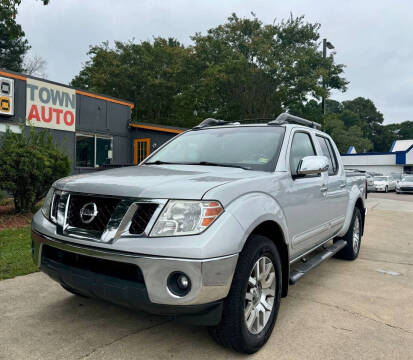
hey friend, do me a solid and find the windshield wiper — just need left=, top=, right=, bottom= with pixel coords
left=144, top=160, right=251, bottom=170
left=190, top=161, right=251, bottom=170
left=144, top=160, right=186, bottom=165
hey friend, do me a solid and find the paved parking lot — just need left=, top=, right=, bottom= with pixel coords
left=368, top=191, right=413, bottom=202
left=1, top=194, right=412, bottom=360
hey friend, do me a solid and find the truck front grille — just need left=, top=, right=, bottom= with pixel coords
left=67, top=195, right=120, bottom=232
left=129, top=203, right=159, bottom=234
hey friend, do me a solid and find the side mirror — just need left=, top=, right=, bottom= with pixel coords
left=297, top=156, right=329, bottom=175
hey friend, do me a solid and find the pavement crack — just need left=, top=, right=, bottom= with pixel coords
left=78, top=319, right=171, bottom=359
left=332, top=325, right=352, bottom=332
left=290, top=295, right=413, bottom=336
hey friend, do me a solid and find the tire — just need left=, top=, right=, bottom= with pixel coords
left=385, top=186, right=388, bottom=193
left=61, top=283, right=89, bottom=298
left=334, top=207, right=362, bottom=260
left=208, top=235, right=282, bottom=354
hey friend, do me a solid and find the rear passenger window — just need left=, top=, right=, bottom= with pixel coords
left=316, top=135, right=338, bottom=175
left=290, top=132, right=316, bottom=175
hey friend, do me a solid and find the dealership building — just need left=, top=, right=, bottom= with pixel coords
left=342, top=141, right=413, bottom=175
left=0, top=69, right=184, bottom=174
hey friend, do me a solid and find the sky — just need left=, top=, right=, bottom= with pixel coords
left=17, top=0, right=413, bottom=124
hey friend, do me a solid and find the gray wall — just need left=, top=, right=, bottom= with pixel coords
left=0, top=73, right=133, bottom=175
left=129, top=128, right=179, bottom=158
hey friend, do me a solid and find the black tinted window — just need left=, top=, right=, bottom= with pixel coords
left=290, top=132, right=316, bottom=175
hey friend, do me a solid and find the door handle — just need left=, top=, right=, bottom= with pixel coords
left=320, top=185, right=328, bottom=192
left=339, top=183, right=346, bottom=188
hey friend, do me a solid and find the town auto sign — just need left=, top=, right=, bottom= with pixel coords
left=26, top=78, right=76, bottom=131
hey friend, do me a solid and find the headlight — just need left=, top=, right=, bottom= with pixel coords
left=150, top=200, right=224, bottom=237
left=41, top=187, right=55, bottom=220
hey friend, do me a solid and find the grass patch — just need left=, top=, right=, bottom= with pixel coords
left=0, top=226, right=38, bottom=280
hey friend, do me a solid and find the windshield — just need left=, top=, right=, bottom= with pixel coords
left=374, top=176, right=387, bottom=181
left=145, top=126, right=285, bottom=171
left=402, top=176, right=413, bottom=181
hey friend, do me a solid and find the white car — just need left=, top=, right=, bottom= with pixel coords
left=373, top=176, right=396, bottom=192
left=396, top=175, right=413, bottom=194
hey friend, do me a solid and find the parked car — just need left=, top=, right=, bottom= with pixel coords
left=396, top=175, right=413, bottom=193
left=391, top=173, right=403, bottom=185
left=373, top=176, right=397, bottom=192
left=32, top=113, right=367, bottom=354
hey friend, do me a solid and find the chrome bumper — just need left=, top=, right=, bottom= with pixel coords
left=32, top=230, right=238, bottom=306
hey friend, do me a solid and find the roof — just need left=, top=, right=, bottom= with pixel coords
left=129, top=122, right=186, bottom=134
left=0, top=68, right=134, bottom=109
left=390, top=140, right=413, bottom=152
left=347, top=146, right=357, bottom=154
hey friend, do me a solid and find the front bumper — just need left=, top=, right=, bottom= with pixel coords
left=397, top=188, right=413, bottom=193
left=32, top=230, right=237, bottom=318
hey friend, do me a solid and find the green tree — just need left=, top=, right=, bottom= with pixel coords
left=288, top=99, right=323, bottom=123
left=0, top=0, right=30, bottom=72
left=342, top=97, right=384, bottom=139
left=397, top=121, right=413, bottom=140
left=188, top=13, right=347, bottom=121
left=71, top=38, right=194, bottom=127
left=323, top=113, right=373, bottom=153
left=71, top=13, right=348, bottom=127
left=0, top=127, right=70, bottom=213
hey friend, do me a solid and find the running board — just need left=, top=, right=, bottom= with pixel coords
left=289, top=240, right=347, bottom=285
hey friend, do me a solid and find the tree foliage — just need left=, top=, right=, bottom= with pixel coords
left=0, top=127, right=70, bottom=213
left=71, top=13, right=347, bottom=128
left=70, top=13, right=411, bottom=153
left=0, top=0, right=49, bottom=72
left=291, top=96, right=413, bottom=153
left=0, top=0, right=30, bottom=72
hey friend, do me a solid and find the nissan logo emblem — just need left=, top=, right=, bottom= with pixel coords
left=79, top=202, right=98, bottom=224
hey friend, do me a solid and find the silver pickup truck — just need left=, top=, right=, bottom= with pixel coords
left=32, top=113, right=367, bottom=354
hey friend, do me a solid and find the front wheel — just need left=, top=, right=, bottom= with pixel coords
left=335, top=207, right=362, bottom=260
left=385, top=186, right=388, bottom=193
left=208, top=235, right=282, bottom=354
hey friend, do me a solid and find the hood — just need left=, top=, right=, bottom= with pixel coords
left=400, top=180, right=413, bottom=186
left=54, top=164, right=264, bottom=199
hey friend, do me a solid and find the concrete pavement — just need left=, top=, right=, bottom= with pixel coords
left=1, top=194, right=412, bottom=359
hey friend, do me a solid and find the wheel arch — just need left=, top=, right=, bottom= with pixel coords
left=245, top=220, right=289, bottom=298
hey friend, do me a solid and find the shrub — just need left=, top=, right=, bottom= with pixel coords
left=0, top=127, right=70, bottom=213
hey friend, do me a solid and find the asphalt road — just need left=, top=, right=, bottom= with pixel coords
left=369, top=191, right=413, bottom=202
left=1, top=195, right=412, bottom=360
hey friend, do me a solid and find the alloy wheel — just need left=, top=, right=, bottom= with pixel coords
left=353, top=216, right=360, bottom=254
left=244, top=256, right=276, bottom=334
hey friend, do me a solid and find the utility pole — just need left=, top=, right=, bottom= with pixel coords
left=322, top=38, right=335, bottom=115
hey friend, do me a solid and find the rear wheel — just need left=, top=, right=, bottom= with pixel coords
left=208, top=235, right=282, bottom=354
left=335, top=207, right=362, bottom=260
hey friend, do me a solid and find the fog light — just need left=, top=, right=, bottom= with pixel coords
left=167, top=272, right=191, bottom=297
left=177, top=274, right=189, bottom=289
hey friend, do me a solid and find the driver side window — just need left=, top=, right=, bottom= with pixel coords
left=290, top=132, right=316, bottom=175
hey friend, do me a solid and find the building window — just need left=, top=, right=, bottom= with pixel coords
left=76, top=133, right=113, bottom=168
left=76, top=134, right=94, bottom=168
left=404, top=166, right=413, bottom=174
left=96, top=136, right=113, bottom=167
